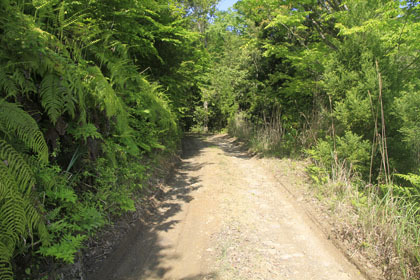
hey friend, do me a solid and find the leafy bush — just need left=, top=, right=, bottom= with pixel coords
left=394, top=84, right=420, bottom=165
left=38, top=234, right=86, bottom=264
left=35, top=166, right=104, bottom=264
left=307, top=131, right=370, bottom=176
left=0, top=100, right=50, bottom=280
left=336, top=132, right=371, bottom=174
left=393, top=172, right=420, bottom=205
left=0, top=0, right=191, bottom=277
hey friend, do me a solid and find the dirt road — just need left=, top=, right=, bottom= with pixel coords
left=88, top=134, right=366, bottom=280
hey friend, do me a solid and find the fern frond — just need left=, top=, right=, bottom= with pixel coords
left=0, top=163, right=49, bottom=280
left=32, top=0, right=52, bottom=10
left=0, top=146, right=49, bottom=279
left=0, top=231, right=15, bottom=258
left=109, top=58, right=133, bottom=86
left=0, top=241, right=13, bottom=280
left=87, top=66, right=124, bottom=118
left=23, top=197, right=49, bottom=244
left=57, top=2, right=65, bottom=39
left=0, top=164, right=25, bottom=244
left=39, top=73, right=64, bottom=123
left=0, top=100, right=48, bottom=162
left=0, top=71, right=18, bottom=98
left=65, top=66, right=87, bottom=123
left=39, top=73, right=76, bottom=124
left=0, top=163, right=14, bottom=200
left=61, top=78, right=76, bottom=119
left=0, top=140, right=35, bottom=195
left=0, top=193, right=26, bottom=247
left=38, top=234, right=86, bottom=263
left=0, top=165, right=27, bottom=250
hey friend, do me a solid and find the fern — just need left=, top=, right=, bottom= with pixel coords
left=0, top=140, right=36, bottom=195
left=0, top=100, right=49, bottom=278
left=38, top=234, right=86, bottom=264
left=87, top=66, right=124, bottom=118
left=395, top=172, right=420, bottom=200
left=68, top=123, right=102, bottom=141
left=65, top=66, right=87, bottom=123
left=0, top=192, right=26, bottom=247
left=23, top=197, right=50, bottom=243
left=0, top=71, right=18, bottom=98
left=397, top=172, right=420, bottom=188
left=0, top=100, right=48, bottom=163
left=0, top=145, right=50, bottom=277
left=0, top=0, right=185, bottom=277
left=39, top=73, right=76, bottom=124
left=0, top=160, right=14, bottom=199
left=0, top=240, right=13, bottom=280
left=86, top=65, right=139, bottom=154
left=0, top=164, right=33, bottom=280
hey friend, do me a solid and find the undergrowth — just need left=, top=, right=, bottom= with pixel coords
left=228, top=114, right=420, bottom=280
left=306, top=161, right=420, bottom=279
left=227, top=112, right=298, bottom=157
left=0, top=0, right=192, bottom=278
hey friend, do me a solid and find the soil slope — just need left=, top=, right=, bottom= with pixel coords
left=88, top=134, right=366, bottom=280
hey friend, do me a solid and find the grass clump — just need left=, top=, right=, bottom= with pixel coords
left=229, top=113, right=420, bottom=279
left=307, top=156, right=420, bottom=280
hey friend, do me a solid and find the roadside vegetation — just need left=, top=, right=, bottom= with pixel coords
left=1, top=0, right=420, bottom=279
left=198, top=1, right=420, bottom=279
left=0, top=0, right=211, bottom=278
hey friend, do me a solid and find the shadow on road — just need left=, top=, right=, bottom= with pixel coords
left=87, top=134, right=218, bottom=280
left=212, top=134, right=254, bottom=160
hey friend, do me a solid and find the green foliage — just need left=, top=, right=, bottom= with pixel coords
left=2, top=0, right=418, bottom=277
left=0, top=101, right=49, bottom=279
left=208, top=1, right=420, bottom=277
left=0, top=100, right=48, bottom=163
left=68, top=123, right=102, bottom=142
left=306, top=165, right=329, bottom=186
left=207, top=0, right=420, bottom=181
left=91, top=156, right=144, bottom=214
left=36, top=165, right=106, bottom=264
left=307, top=132, right=370, bottom=175
left=394, top=83, right=420, bottom=164
left=336, top=132, right=371, bottom=174
left=39, top=74, right=76, bottom=125
left=393, top=172, right=420, bottom=204
left=398, top=173, right=420, bottom=189
left=38, top=234, right=86, bottom=264
left=0, top=0, right=198, bottom=277
left=306, top=139, right=334, bottom=169
left=194, top=0, right=420, bottom=279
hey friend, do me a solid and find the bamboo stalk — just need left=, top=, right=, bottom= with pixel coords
left=376, top=60, right=391, bottom=185
left=328, top=95, right=337, bottom=165
left=367, top=90, right=379, bottom=185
